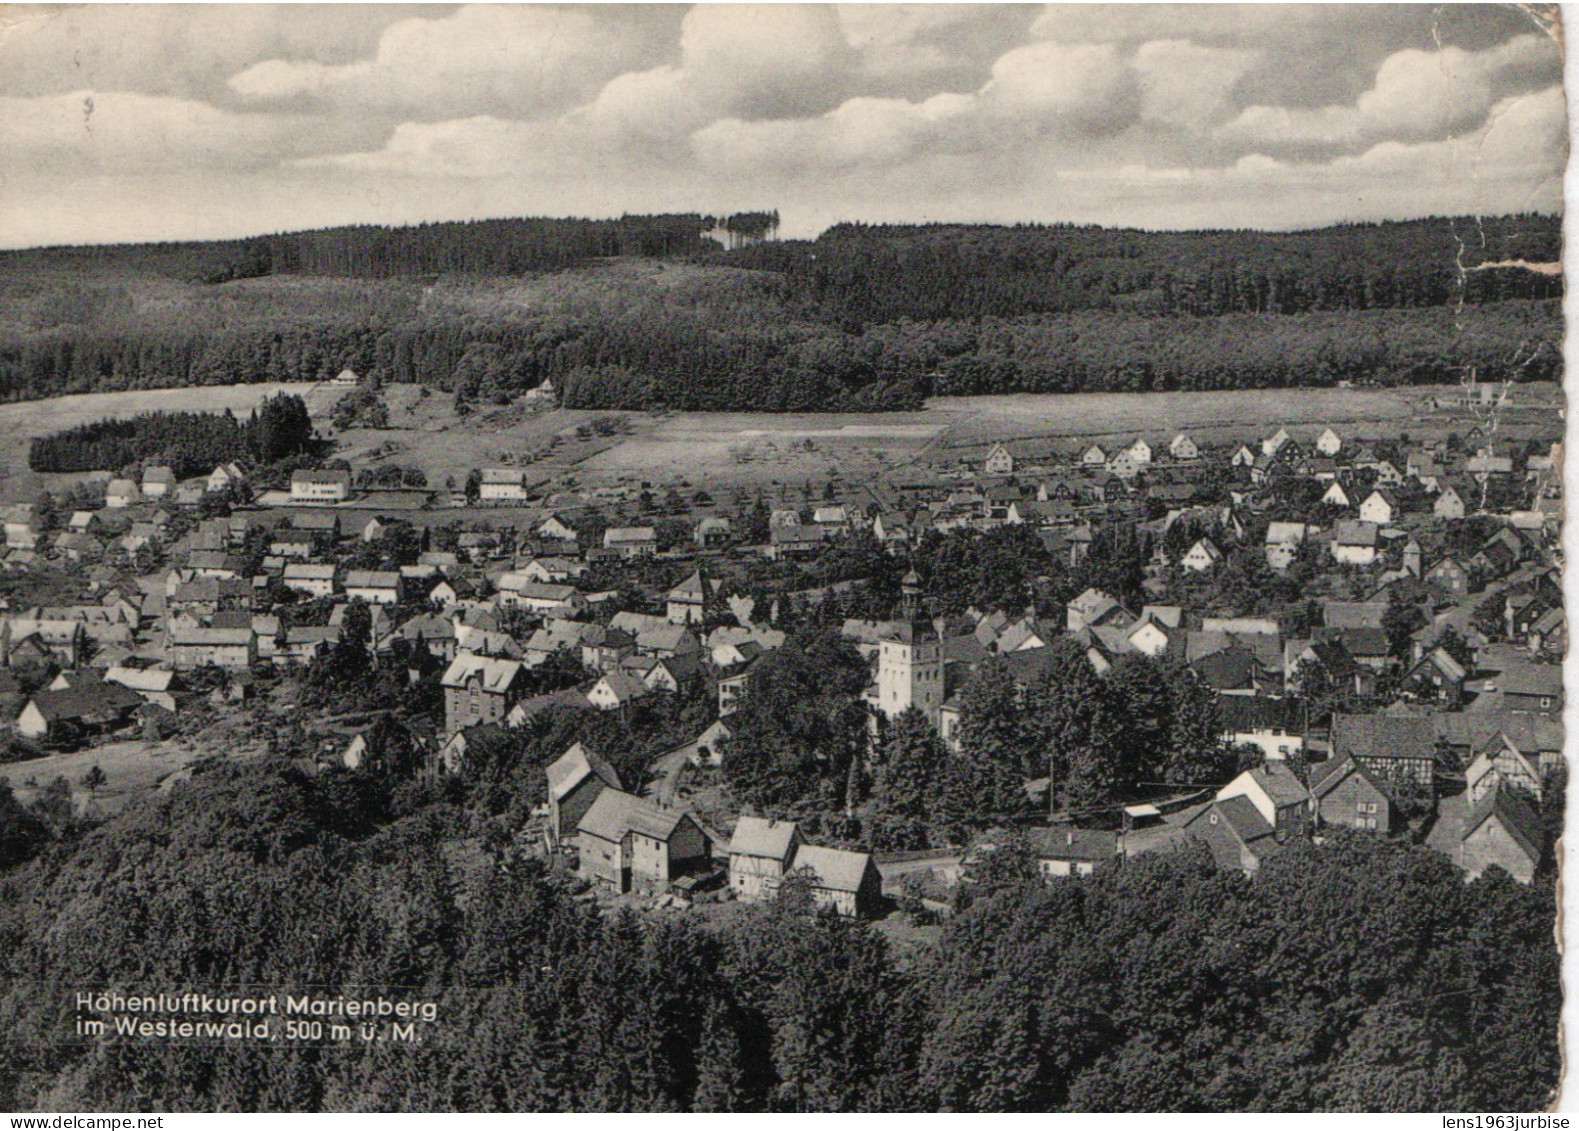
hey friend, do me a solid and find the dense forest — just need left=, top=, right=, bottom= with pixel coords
left=0, top=213, right=1560, bottom=412
left=27, top=394, right=313, bottom=476
left=0, top=759, right=1559, bottom=1111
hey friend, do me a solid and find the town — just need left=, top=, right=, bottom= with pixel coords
left=0, top=370, right=1562, bottom=922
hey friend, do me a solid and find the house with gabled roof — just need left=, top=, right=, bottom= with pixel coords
left=1217, top=762, right=1310, bottom=838
left=728, top=816, right=803, bottom=901
left=1169, top=433, right=1199, bottom=461
left=1320, top=480, right=1352, bottom=508
left=790, top=844, right=884, bottom=918
left=1309, top=755, right=1391, bottom=833
left=1315, top=427, right=1342, bottom=456
left=1029, top=825, right=1119, bottom=879
left=440, top=653, right=528, bottom=734
left=587, top=670, right=652, bottom=711
left=1181, top=537, right=1223, bottom=572
left=546, top=742, right=623, bottom=845
left=1183, top=795, right=1289, bottom=874
left=141, top=466, right=176, bottom=498
left=577, top=789, right=713, bottom=894
left=1331, top=520, right=1379, bottom=566
left=1358, top=488, right=1399, bottom=526
left=1458, top=785, right=1542, bottom=883
left=1330, top=713, right=1436, bottom=787
left=1466, top=733, right=1543, bottom=806
left=983, top=442, right=1015, bottom=476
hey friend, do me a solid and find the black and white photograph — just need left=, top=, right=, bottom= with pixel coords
left=0, top=2, right=1568, bottom=1114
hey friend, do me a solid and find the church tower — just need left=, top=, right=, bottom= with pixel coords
left=876, top=570, right=943, bottom=721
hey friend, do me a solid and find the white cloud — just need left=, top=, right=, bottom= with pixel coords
left=230, top=6, right=658, bottom=121
left=1134, top=39, right=1258, bottom=130
left=1219, top=34, right=1556, bottom=155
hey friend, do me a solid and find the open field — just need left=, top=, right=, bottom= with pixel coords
left=2, top=380, right=1560, bottom=506
left=0, top=736, right=246, bottom=817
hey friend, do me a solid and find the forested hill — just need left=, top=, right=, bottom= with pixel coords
left=0, top=213, right=1561, bottom=412
left=1, top=214, right=722, bottom=285
left=718, top=215, right=1563, bottom=322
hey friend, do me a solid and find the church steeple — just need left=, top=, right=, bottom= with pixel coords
left=901, top=568, right=922, bottom=621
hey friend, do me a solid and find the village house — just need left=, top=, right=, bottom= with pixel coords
left=1320, top=480, right=1352, bottom=508
left=1080, top=443, right=1107, bottom=466
left=1181, top=537, right=1223, bottom=572
left=16, top=681, right=141, bottom=743
left=577, top=789, right=713, bottom=895
left=728, top=816, right=803, bottom=901
left=1264, top=521, right=1309, bottom=572
left=546, top=742, right=623, bottom=847
left=694, top=516, right=732, bottom=548
left=168, top=626, right=257, bottom=670
left=766, top=524, right=824, bottom=560
left=4, top=618, right=85, bottom=669
left=792, top=844, right=884, bottom=918
left=1466, top=733, right=1544, bottom=805
left=1424, top=556, right=1470, bottom=600
left=1315, top=427, right=1343, bottom=456
left=1217, top=696, right=1304, bottom=762
left=983, top=443, right=1015, bottom=476
left=1217, top=763, right=1311, bottom=839
left=105, top=479, right=139, bottom=508
left=1169, top=433, right=1199, bottom=460
left=1029, top=826, right=1119, bottom=879
left=1331, top=521, right=1379, bottom=566
left=504, top=578, right=586, bottom=616
left=282, top=563, right=337, bottom=599
left=477, top=467, right=530, bottom=503
left=1330, top=713, right=1437, bottom=788
left=603, top=526, right=658, bottom=559
left=1308, top=755, right=1392, bottom=833
left=1358, top=488, right=1398, bottom=526
left=441, top=653, right=529, bottom=733
left=665, top=570, right=715, bottom=625
left=343, top=570, right=402, bottom=605
left=141, top=466, right=176, bottom=498
left=207, top=463, right=246, bottom=493
left=290, top=469, right=352, bottom=503
left=1458, top=786, right=1542, bottom=884
left=587, top=670, right=652, bottom=711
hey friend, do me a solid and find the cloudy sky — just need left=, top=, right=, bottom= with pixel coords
left=0, top=3, right=1565, bottom=247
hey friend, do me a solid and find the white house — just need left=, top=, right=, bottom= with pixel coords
left=1358, top=489, right=1397, bottom=526
left=1315, top=427, right=1343, bottom=456
left=1181, top=538, right=1223, bottom=572
left=1169, top=433, right=1199, bottom=461
left=1123, top=437, right=1153, bottom=465
left=1331, top=521, right=1379, bottom=566
left=477, top=468, right=529, bottom=503
left=290, top=470, right=352, bottom=503
left=282, top=562, right=337, bottom=598
left=1264, top=521, right=1308, bottom=572
left=141, top=466, right=176, bottom=498
left=983, top=443, right=1015, bottom=476
left=1080, top=444, right=1107, bottom=466
left=105, top=479, right=139, bottom=508
left=343, top=570, right=401, bottom=605
left=1321, top=481, right=1351, bottom=508
left=1261, top=428, right=1291, bottom=457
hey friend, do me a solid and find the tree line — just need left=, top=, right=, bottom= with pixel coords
left=0, top=759, right=1558, bottom=1111
left=26, top=394, right=313, bottom=476
left=719, top=215, right=1562, bottom=323
left=0, top=214, right=1559, bottom=412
